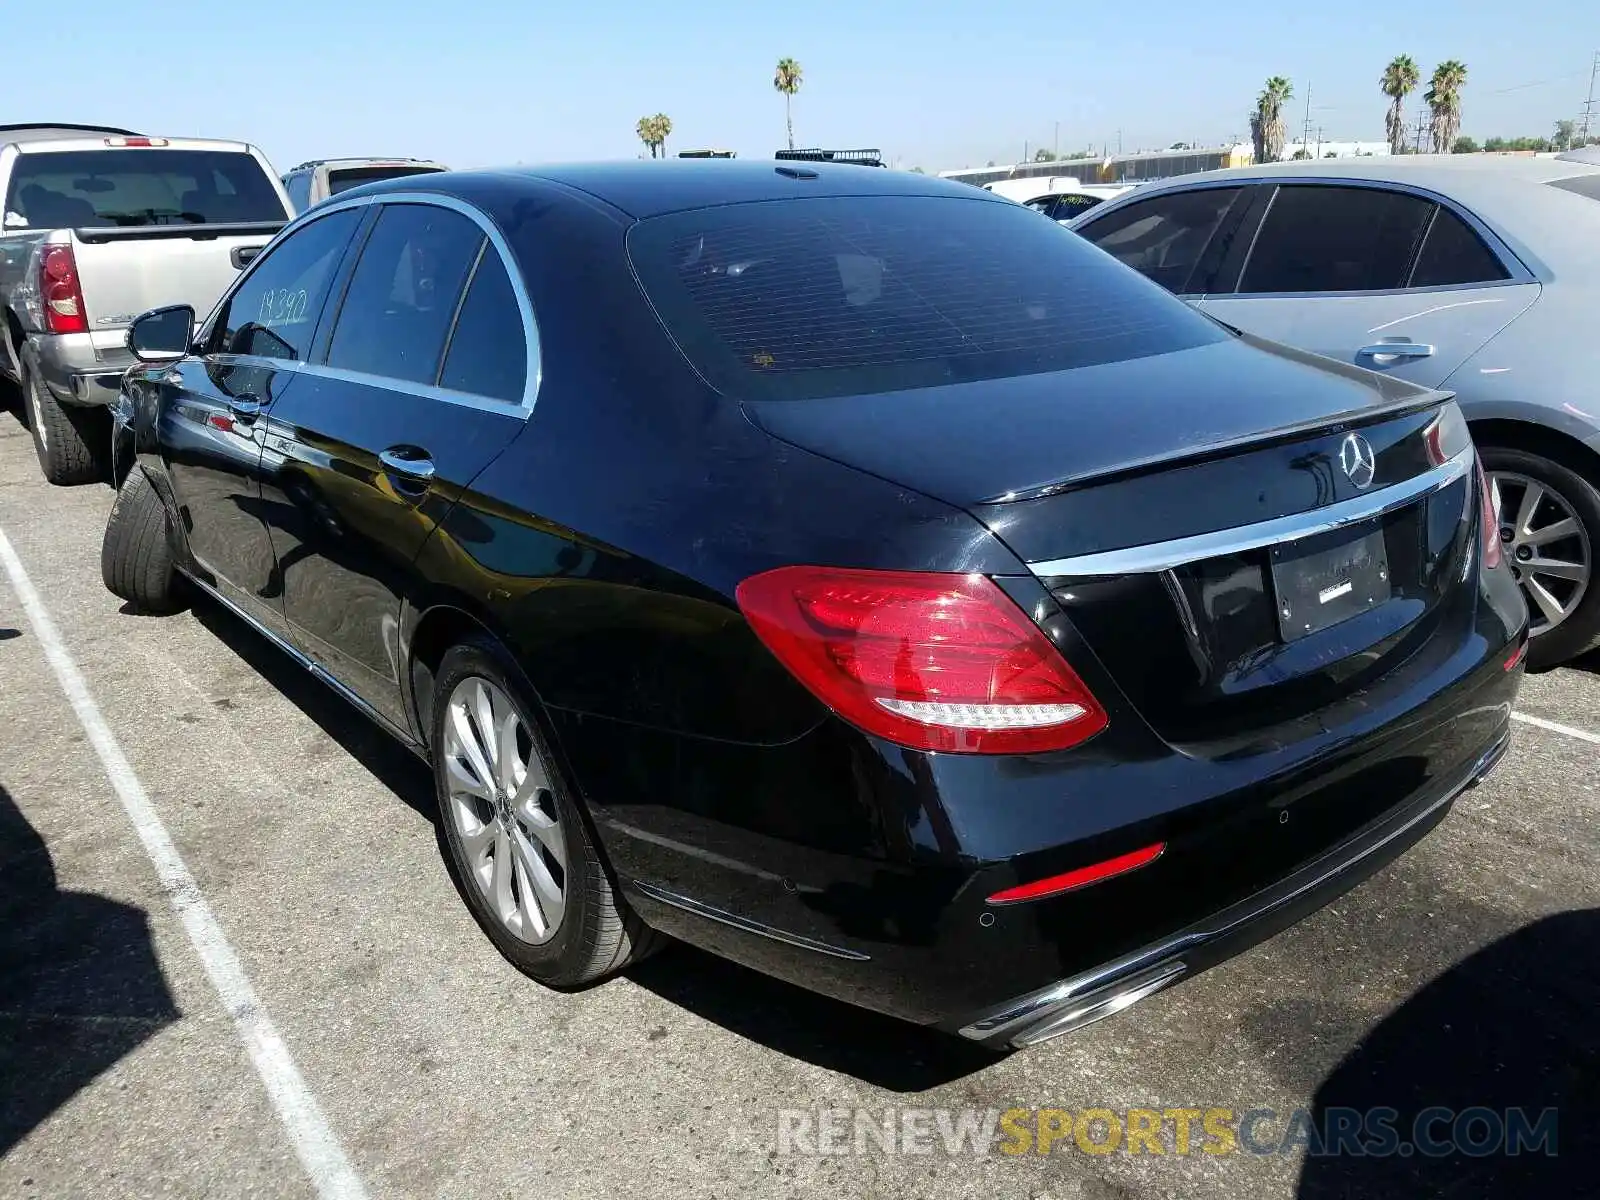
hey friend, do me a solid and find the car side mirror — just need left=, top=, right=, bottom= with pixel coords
left=127, top=305, right=196, bottom=362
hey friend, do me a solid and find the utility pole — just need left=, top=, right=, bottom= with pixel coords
left=1054, top=121, right=1059, bottom=158
left=1580, top=50, right=1600, bottom=144
left=1117, top=129, right=1123, bottom=154
left=1301, top=83, right=1313, bottom=157
left=1414, top=106, right=1428, bottom=154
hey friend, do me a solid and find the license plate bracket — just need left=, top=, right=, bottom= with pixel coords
left=1271, top=524, right=1391, bottom=642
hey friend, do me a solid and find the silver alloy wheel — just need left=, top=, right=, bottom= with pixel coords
left=1490, top=470, right=1592, bottom=636
left=29, top=375, right=47, bottom=451
left=442, top=676, right=566, bottom=944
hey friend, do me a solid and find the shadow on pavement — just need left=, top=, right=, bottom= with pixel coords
left=189, top=593, right=997, bottom=1090
left=1298, top=908, right=1598, bottom=1198
left=188, top=594, right=436, bottom=822
left=626, top=941, right=1004, bottom=1093
left=0, top=784, right=180, bottom=1155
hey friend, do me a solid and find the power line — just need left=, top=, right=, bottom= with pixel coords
left=1580, top=51, right=1600, bottom=143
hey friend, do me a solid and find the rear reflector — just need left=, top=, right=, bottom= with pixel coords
left=988, top=842, right=1166, bottom=904
left=735, top=566, right=1108, bottom=754
left=1503, top=641, right=1528, bottom=672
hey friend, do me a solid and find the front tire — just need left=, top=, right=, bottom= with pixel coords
left=25, top=362, right=107, bottom=486
left=101, top=466, right=184, bottom=613
left=431, top=639, right=659, bottom=986
left=1481, top=445, right=1600, bottom=670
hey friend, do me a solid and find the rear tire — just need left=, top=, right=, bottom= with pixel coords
left=101, top=466, right=184, bottom=613
left=431, top=638, right=662, bottom=986
left=25, top=361, right=107, bottom=486
left=1480, top=445, right=1600, bottom=670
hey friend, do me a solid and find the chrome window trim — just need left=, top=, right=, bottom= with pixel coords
left=1028, top=445, right=1474, bottom=579
left=201, top=189, right=542, bottom=419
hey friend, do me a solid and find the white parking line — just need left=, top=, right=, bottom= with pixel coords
left=1512, top=710, right=1600, bottom=746
left=0, top=529, right=369, bottom=1200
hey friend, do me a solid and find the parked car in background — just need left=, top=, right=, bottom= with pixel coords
left=101, top=161, right=1523, bottom=1048
left=985, top=177, right=1135, bottom=223
left=0, top=123, right=291, bottom=483
left=1071, top=155, right=1600, bottom=668
left=1023, top=187, right=1135, bottom=222
left=280, top=158, right=449, bottom=213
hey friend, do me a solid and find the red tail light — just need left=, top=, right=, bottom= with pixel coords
left=39, top=244, right=88, bottom=334
left=735, top=566, right=1108, bottom=754
left=1476, top=455, right=1502, bottom=571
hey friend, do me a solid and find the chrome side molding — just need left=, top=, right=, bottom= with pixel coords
left=629, top=879, right=872, bottom=961
left=1029, top=446, right=1474, bottom=579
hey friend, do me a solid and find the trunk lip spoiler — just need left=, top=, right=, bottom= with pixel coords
left=985, top=389, right=1453, bottom=505
left=1028, top=443, right=1474, bottom=579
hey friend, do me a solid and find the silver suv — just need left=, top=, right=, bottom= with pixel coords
left=281, top=158, right=448, bottom=212
left=1, top=124, right=291, bottom=483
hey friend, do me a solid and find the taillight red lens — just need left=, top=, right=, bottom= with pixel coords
left=39, top=245, right=88, bottom=334
left=1476, top=455, right=1502, bottom=570
left=735, top=566, right=1108, bottom=754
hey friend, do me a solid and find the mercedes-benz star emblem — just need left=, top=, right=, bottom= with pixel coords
left=1339, top=432, right=1377, bottom=490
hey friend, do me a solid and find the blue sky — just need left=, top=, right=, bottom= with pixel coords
left=6, top=1, right=1594, bottom=173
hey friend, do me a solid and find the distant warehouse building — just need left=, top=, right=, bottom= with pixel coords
left=940, top=139, right=1389, bottom=189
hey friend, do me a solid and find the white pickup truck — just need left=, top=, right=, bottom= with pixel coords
left=0, top=124, right=293, bottom=483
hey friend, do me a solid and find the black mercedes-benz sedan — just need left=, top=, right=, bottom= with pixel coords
left=102, top=161, right=1527, bottom=1049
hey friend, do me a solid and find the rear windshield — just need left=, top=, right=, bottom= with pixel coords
left=3, top=149, right=286, bottom=229
left=627, top=195, right=1224, bottom=401
left=1547, top=173, right=1600, bottom=202
left=327, top=166, right=446, bottom=195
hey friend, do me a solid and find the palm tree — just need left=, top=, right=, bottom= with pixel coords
left=635, top=115, right=673, bottom=158
left=1252, top=77, right=1294, bottom=163
left=773, top=58, right=803, bottom=151
left=1425, top=60, right=1468, bottom=153
left=1381, top=55, right=1420, bottom=156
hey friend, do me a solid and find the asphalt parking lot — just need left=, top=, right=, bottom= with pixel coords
left=1, top=394, right=1596, bottom=1200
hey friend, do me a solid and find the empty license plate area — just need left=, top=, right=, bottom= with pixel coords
left=1271, top=522, right=1391, bottom=642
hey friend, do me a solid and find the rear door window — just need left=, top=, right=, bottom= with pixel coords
left=4, top=149, right=288, bottom=228
left=1237, top=185, right=1434, bottom=294
left=325, top=203, right=483, bottom=386
left=1077, top=187, right=1242, bottom=292
left=1050, top=193, right=1104, bottom=221
left=627, top=195, right=1224, bottom=402
left=437, top=250, right=528, bottom=403
left=1407, top=206, right=1510, bottom=287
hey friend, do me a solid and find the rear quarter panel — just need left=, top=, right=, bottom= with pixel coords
left=1442, top=285, right=1600, bottom=458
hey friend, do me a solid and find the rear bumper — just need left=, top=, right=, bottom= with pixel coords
left=952, top=728, right=1511, bottom=1049
left=31, top=331, right=132, bottom=406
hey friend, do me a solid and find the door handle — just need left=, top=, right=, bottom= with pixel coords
left=226, top=396, right=262, bottom=424
left=230, top=245, right=263, bottom=270
left=1357, top=341, right=1434, bottom=363
left=379, top=446, right=436, bottom=484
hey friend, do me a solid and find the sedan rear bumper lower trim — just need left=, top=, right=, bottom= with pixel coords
left=955, top=725, right=1511, bottom=1048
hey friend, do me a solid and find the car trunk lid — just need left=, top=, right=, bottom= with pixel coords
left=747, top=335, right=1477, bottom=748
